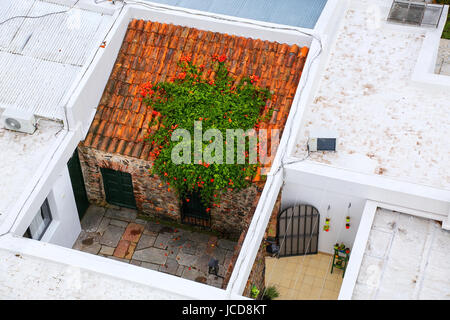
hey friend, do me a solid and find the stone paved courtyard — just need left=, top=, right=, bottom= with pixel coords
left=73, top=206, right=237, bottom=288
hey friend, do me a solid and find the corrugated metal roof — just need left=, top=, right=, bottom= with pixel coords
left=145, top=0, right=327, bottom=29
left=0, top=52, right=78, bottom=120
left=0, top=0, right=112, bottom=120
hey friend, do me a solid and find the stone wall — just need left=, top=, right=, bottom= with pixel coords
left=222, top=191, right=281, bottom=298
left=210, top=185, right=262, bottom=240
left=78, top=145, right=263, bottom=239
left=78, top=145, right=181, bottom=221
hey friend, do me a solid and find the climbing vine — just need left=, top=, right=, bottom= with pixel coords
left=139, top=54, right=274, bottom=209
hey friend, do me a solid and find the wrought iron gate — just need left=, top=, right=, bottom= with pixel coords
left=181, top=192, right=211, bottom=228
left=277, top=205, right=320, bottom=257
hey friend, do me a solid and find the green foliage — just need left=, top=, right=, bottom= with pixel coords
left=443, top=15, right=450, bottom=39
left=140, top=54, right=273, bottom=209
left=250, top=285, right=260, bottom=299
left=262, top=286, right=280, bottom=300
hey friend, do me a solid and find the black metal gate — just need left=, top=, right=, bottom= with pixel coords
left=181, top=192, right=211, bottom=228
left=277, top=205, right=320, bottom=257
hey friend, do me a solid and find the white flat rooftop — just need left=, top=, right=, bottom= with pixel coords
left=353, top=208, right=450, bottom=299
left=0, top=0, right=112, bottom=120
left=294, top=0, right=450, bottom=191
left=0, top=247, right=187, bottom=299
left=0, top=120, right=63, bottom=228
left=0, top=0, right=114, bottom=228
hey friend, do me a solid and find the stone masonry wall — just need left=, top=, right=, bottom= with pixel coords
left=78, top=144, right=262, bottom=239
left=78, top=145, right=181, bottom=221
left=210, top=185, right=262, bottom=240
left=222, top=191, right=281, bottom=298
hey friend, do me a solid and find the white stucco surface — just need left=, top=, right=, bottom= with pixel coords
left=352, top=208, right=450, bottom=300
left=0, top=0, right=114, bottom=230
left=0, top=120, right=64, bottom=228
left=294, top=0, right=450, bottom=191
left=0, top=247, right=188, bottom=299
left=0, top=0, right=112, bottom=120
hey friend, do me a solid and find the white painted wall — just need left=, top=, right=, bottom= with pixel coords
left=338, top=200, right=378, bottom=300
left=281, top=180, right=365, bottom=254
left=285, top=163, right=450, bottom=220
left=0, top=233, right=242, bottom=300
left=10, top=128, right=84, bottom=247
left=41, top=166, right=81, bottom=248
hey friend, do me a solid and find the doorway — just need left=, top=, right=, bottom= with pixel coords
left=67, top=148, right=89, bottom=219
left=181, top=192, right=211, bottom=228
left=277, top=205, right=320, bottom=257
left=100, top=168, right=137, bottom=209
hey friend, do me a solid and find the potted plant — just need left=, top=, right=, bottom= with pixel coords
left=262, top=286, right=280, bottom=300
left=250, top=285, right=260, bottom=299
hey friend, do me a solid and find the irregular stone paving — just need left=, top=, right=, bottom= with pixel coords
left=73, top=206, right=237, bottom=288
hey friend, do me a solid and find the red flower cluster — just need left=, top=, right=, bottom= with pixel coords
left=250, top=75, right=260, bottom=84
left=180, top=55, right=192, bottom=63
left=177, top=72, right=187, bottom=80
left=213, top=54, right=227, bottom=63
left=139, top=82, right=155, bottom=98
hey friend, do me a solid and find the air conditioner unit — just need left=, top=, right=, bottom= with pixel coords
left=1, top=108, right=36, bottom=134
left=308, top=128, right=338, bottom=152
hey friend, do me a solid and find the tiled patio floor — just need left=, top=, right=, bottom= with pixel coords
left=73, top=206, right=237, bottom=288
left=265, top=253, right=343, bottom=300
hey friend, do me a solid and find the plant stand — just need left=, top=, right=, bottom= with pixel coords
left=331, top=244, right=350, bottom=278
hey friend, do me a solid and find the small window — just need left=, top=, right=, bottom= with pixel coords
left=23, top=199, right=52, bottom=240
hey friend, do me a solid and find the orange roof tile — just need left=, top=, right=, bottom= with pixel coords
left=83, top=19, right=307, bottom=175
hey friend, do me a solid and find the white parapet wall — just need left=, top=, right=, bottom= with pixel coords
left=0, top=233, right=241, bottom=300
left=225, top=0, right=351, bottom=295
left=412, top=5, right=450, bottom=89
left=338, top=200, right=378, bottom=300
left=64, top=4, right=130, bottom=137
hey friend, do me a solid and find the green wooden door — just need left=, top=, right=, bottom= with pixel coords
left=67, top=148, right=90, bottom=219
left=100, top=168, right=137, bottom=209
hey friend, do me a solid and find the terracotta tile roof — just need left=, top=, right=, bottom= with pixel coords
left=83, top=19, right=308, bottom=179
